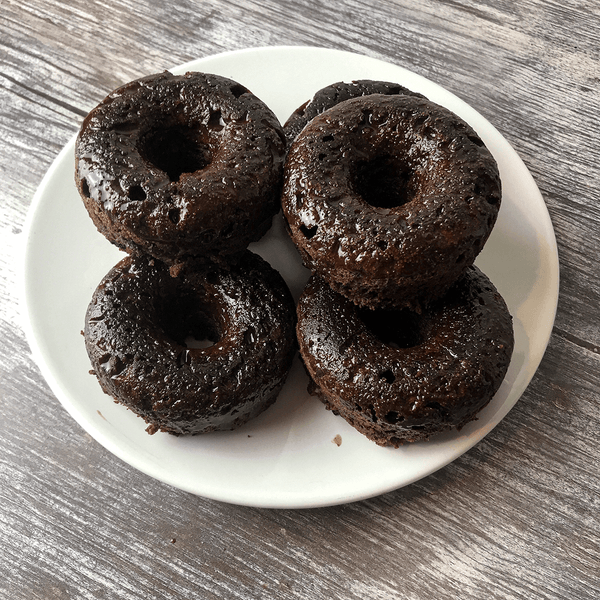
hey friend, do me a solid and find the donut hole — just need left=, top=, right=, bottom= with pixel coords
left=358, top=306, right=423, bottom=349
left=160, top=291, right=220, bottom=350
left=184, top=326, right=218, bottom=350
left=183, top=312, right=219, bottom=349
left=352, top=155, right=415, bottom=209
left=139, top=123, right=213, bottom=182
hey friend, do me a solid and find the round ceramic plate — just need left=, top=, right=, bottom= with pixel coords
left=22, top=47, right=559, bottom=508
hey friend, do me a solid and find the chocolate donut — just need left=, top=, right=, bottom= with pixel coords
left=84, top=251, right=296, bottom=435
left=297, top=268, right=514, bottom=447
left=76, top=71, right=286, bottom=266
left=282, top=94, right=502, bottom=310
left=283, top=79, right=423, bottom=144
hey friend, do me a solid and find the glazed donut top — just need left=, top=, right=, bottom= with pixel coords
left=282, top=93, right=502, bottom=309
left=76, top=71, right=286, bottom=264
left=84, top=251, right=296, bottom=434
left=296, top=267, right=514, bottom=433
left=283, top=79, right=424, bottom=144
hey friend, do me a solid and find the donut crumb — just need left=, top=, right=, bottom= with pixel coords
left=169, top=262, right=185, bottom=278
left=332, top=434, right=342, bottom=446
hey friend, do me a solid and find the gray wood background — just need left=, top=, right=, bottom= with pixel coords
left=1, top=0, right=599, bottom=598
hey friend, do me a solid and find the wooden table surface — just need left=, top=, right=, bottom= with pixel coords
left=1, top=0, right=599, bottom=598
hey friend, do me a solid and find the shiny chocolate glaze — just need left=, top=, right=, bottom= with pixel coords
left=297, top=268, right=514, bottom=447
left=283, top=79, right=423, bottom=145
left=84, top=251, right=296, bottom=435
left=76, top=71, right=286, bottom=266
left=282, top=93, right=502, bottom=310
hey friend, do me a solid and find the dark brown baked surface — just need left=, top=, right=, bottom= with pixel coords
left=75, top=71, right=286, bottom=266
left=296, top=267, right=514, bottom=447
left=282, top=93, right=502, bottom=311
left=84, top=251, right=296, bottom=435
left=283, top=79, right=423, bottom=144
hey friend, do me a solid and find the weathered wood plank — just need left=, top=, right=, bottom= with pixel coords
left=1, top=0, right=599, bottom=598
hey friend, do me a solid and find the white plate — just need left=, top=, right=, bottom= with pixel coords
left=22, top=47, right=559, bottom=508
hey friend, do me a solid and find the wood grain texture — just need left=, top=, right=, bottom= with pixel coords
left=1, top=0, right=599, bottom=598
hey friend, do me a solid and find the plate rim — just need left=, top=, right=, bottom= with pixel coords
left=21, top=45, right=559, bottom=508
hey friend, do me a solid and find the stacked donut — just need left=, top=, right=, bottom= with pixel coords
left=75, top=72, right=296, bottom=435
left=282, top=81, right=515, bottom=447
left=76, top=72, right=514, bottom=446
